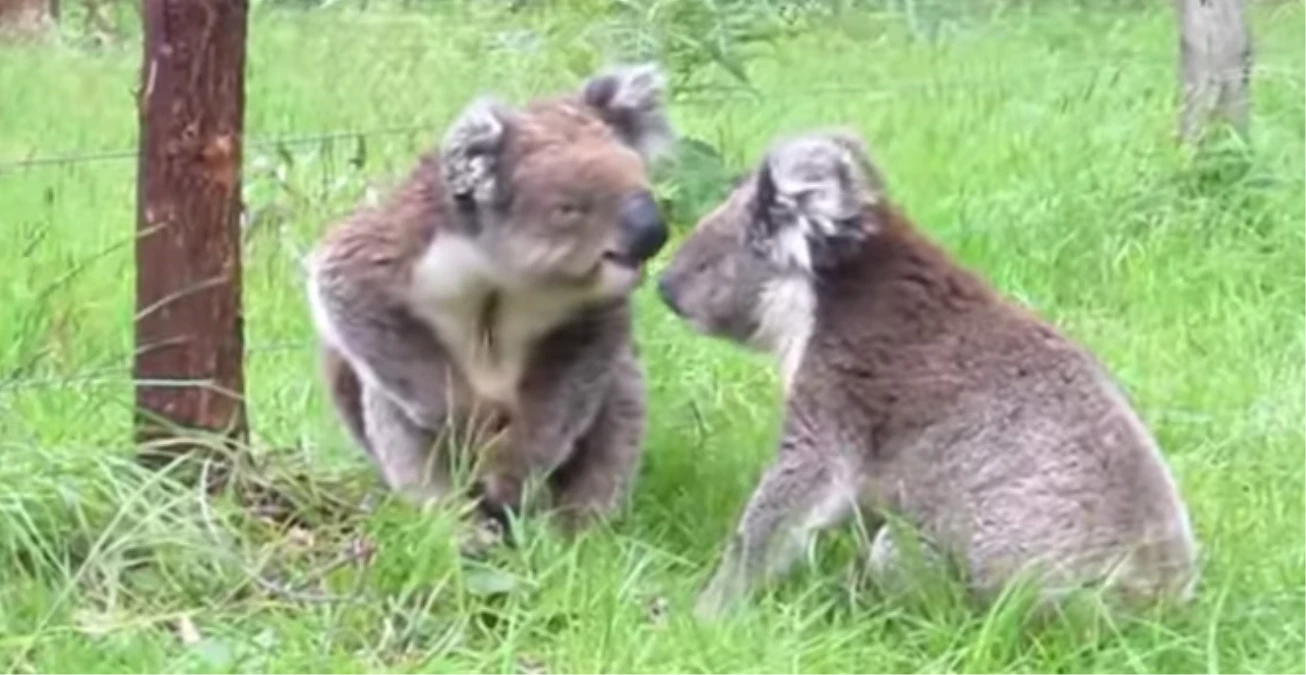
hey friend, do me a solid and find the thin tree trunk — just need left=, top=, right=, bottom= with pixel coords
left=1176, top=0, right=1252, bottom=143
left=135, top=0, right=249, bottom=472
left=0, top=0, right=54, bottom=39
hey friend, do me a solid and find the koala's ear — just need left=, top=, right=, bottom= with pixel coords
left=580, top=63, right=674, bottom=162
left=441, top=97, right=511, bottom=205
left=752, top=130, right=884, bottom=271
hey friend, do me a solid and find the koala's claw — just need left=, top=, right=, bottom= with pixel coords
left=692, top=573, right=745, bottom=621
left=457, top=511, right=506, bottom=558
left=467, top=479, right=519, bottom=548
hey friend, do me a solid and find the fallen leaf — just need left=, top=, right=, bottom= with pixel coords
left=175, top=615, right=202, bottom=646
left=287, top=526, right=315, bottom=548
left=464, top=566, right=519, bottom=597
left=192, top=638, right=236, bottom=669
left=72, top=608, right=121, bottom=637
left=517, top=655, right=547, bottom=674
left=346, top=535, right=376, bottom=565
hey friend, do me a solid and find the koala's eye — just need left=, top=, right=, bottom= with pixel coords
left=554, top=202, right=589, bottom=218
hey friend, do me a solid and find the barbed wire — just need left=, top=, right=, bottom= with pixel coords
left=0, top=55, right=1298, bottom=174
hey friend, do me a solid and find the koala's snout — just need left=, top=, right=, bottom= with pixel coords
left=614, top=191, right=668, bottom=266
left=657, top=276, right=681, bottom=315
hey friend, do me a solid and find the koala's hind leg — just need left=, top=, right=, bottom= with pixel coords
left=695, top=448, right=857, bottom=619
left=361, top=384, right=449, bottom=504
left=546, top=355, right=647, bottom=534
left=321, top=345, right=371, bottom=456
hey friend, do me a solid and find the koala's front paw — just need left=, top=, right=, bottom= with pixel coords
left=467, top=477, right=521, bottom=546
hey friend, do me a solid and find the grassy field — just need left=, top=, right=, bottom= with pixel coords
left=1, top=1, right=1304, bottom=672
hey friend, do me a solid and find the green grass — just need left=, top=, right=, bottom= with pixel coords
left=1, top=1, right=1304, bottom=672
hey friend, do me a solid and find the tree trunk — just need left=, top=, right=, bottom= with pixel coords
left=1176, top=0, right=1252, bottom=143
left=135, top=0, right=248, bottom=472
left=0, top=0, right=54, bottom=39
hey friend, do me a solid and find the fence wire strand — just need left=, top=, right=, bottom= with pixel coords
left=1, top=47, right=1301, bottom=395
left=1, top=55, right=1296, bottom=173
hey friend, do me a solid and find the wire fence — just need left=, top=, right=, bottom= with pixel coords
left=1, top=44, right=1302, bottom=402
left=2, top=55, right=1299, bottom=173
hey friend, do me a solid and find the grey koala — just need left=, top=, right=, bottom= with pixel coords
left=305, top=64, right=674, bottom=534
left=657, top=130, right=1198, bottom=618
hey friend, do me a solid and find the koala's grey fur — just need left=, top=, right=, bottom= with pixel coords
left=657, top=130, right=1198, bottom=618
left=306, top=64, right=673, bottom=534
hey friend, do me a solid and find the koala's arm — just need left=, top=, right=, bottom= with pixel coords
left=308, top=251, right=459, bottom=431
left=476, top=303, right=632, bottom=513
left=695, top=413, right=857, bottom=618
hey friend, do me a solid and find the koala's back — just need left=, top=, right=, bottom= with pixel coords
left=311, top=151, right=444, bottom=297
left=872, top=309, right=1196, bottom=602
left=804, top=219, right=1197, bottom=604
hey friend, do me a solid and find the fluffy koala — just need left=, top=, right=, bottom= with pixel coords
left=657, top=130, right=1198, bottom=618
left=306, top=64, right=673, bottom=534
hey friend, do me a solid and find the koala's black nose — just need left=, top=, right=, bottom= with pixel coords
left=657, top=277, right=681, bottom=315
left=617, top=191, right=668, bottom=264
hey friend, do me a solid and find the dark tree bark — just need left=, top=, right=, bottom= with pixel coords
left=135, top=0, right=248, bottom=470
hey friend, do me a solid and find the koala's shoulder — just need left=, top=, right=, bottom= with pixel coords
left=313, top=150, right=450, bottom=274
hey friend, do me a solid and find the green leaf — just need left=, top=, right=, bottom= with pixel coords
left=464, top=567, right=520, bottom=597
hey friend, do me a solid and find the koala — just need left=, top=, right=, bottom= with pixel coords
left=657, top=130, right=1198, bottom=618
left=306, top=64, right=673, bottom=534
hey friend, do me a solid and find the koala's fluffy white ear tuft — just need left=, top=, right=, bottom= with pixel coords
left=441, top=97, right=510, bottom=204
left=755, top=130, right=885, bottom=271
left=580, top=63, right=675, bottom=162
left=765, top=131, right=883, bottom=225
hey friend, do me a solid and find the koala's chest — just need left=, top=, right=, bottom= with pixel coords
left=423, top=293, right=579, bottom=407
left=408, top=238, right=584, bottom=408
